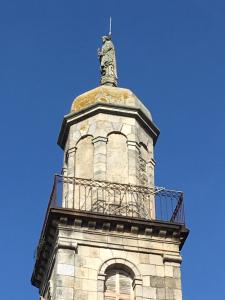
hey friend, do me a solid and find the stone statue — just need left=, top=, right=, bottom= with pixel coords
left=98, top=35, right=118, bottom=86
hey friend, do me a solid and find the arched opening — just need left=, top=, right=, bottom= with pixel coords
left=98, top=258, right=142, bottom=300
left=106, top=133, right=128, bottom=184
left=105, top=269, right=134, bottom=300
left=75, top=135, right=94, bottom=179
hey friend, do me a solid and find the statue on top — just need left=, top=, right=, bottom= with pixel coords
left=98, top=35, right=118, bottom=87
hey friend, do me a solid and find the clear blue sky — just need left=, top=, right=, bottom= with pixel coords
left=0, top=0, right=225, bottom=299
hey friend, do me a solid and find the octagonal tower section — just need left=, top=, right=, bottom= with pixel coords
left=57, top=85, right=160, bottom=220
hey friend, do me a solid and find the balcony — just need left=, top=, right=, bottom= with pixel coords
left=32, top=175, right=187, bottom=287
left=47, top=175, right=185, bottom=225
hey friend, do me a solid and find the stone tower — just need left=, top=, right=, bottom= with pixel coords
left=31, top=35, right=189, bottom=300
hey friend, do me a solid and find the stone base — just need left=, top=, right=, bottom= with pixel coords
left=32, top=209, right=188, bottom=300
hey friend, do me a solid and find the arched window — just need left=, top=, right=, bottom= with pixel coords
left=105, top=269, right=134, bottom=300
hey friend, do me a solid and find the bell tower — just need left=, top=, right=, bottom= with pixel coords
left=31, top=35, right=189, bottom=300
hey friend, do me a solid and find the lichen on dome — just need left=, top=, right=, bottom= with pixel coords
left=71, top=85, right=152, bottom=120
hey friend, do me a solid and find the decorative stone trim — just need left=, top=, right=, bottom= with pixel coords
left=32, top=209, right=188, bottom=289
left=99, top=257, right=141, bottom=279
left=58, top=103, right=160, bottom=149
left=55, top=238, right=78, bottom=252
left=98, top=258, right=143, bottom=299
left=92, top=136, right=108, bottom=144
left=67, top=146, right=77, bottom=155
left=127, top=140, right=140, bottom=150
left=163, top=254, right=182, bottom=264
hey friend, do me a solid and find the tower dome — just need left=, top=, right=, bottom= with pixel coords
left=71, top=85, right=152, bottom=121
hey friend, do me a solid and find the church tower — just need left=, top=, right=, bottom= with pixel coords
left=31, top=35, right=189, bottom=300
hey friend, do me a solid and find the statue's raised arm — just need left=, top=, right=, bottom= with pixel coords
left=98, top=35, right=118, bottom=87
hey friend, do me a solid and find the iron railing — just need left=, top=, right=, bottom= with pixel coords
left=48, top=175, right=185, bottom=224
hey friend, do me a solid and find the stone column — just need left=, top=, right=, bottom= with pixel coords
left=127, top=141, right=140, bottom=185
left=92, top=136, right=108, bottom=181
left=133, top=278, right=143, bottom=299
left=97, top=274, right=105, bottom=300
left=53, top=240, right=77, bottom=300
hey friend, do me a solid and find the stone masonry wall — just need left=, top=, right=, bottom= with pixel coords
left=62, top=113, right=155, bottom=217
left=46, top=225, right=183, bottom=300
left=64, top=113, right=154, bottom=186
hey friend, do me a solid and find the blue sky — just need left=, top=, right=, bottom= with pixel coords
left=0, top=0, right=225, bottom=299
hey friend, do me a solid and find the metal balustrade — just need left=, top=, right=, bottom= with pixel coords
left=48, top=175, right=185, bottom=225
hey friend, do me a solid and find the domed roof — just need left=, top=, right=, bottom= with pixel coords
left=71, top=85, right=152, bottom=120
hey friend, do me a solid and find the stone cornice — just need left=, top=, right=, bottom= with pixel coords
left=31, top=207, right=189, bottom=290
left=57, top=102, right=160, bottom=150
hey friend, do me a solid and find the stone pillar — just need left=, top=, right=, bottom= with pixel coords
left=133, top=278, right=143, bottom=299
left=97, top=274, right=105, bottom=300
left=147, top=158, right=156, bottom=219
left=53, top=246, right=76, bottom=300
left=127, top=141, right=140, bottom=185
left=92, top=136, right=107, bottom=181
left=147, top=158, right=155, bottom=187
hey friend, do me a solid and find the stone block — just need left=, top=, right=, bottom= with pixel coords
left=76, top=256, right=87, bottom=268
left=164, top=265, right=173, bottom=277
left=174, top=288, right=182, bottom=300
left=139, top=264, right=156, bottom=276
left=89, top=247, right=100, bottom=258
left=108, top=235, right=123, bottom=245
left=135, top=284, right=143, bottom=297
left=165, top=287, right=174, bottom=300
left=150, top=276, right=165, bottom=288
left=57, top=264, right=74, bottom=276
left=143, top=275, right=150, bottom=286
left=121, top=124, right=132, bottom=135
left=74, top=289, right=88, bottom=300
left=88, top=268, right=98, bottom=279
left=165, top=277, right=177, bottom=289
left=57, top=249, right=75, bottom=265
left=74, top=278, right=82, bottom=289
left=139, top=253, right=150, bottom=264
left=173, top=267, right=181, bottom=279
left=88, top=291, right=98, bottom=300
left=143, top=286, right=156, bottom=299
left=76, top=267, right=89, bottom=279
left=112, top=122, right=123, bottom=131
left=126, top=251, right=140, bottom=263
left=111, top=249, right=127, bottom=259
left=56, top=275, right=74, bottom=288
left=156, top=266, right=165, bottom=277
left=156, top=287, right=166, bottom=300
left=82, top=279, right=97, bottom=291
left=55, top=287, right=73, bottom=299
left=149, top=254, right=163, bottom=265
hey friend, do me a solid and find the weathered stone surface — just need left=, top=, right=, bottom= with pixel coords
left=34, top=84, right=187, bottom=300
left=150, top=276, right=165, bottom=288
left=62, top=112, right=155, bottom=212
left=70, top=86, right=152, bottom=121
